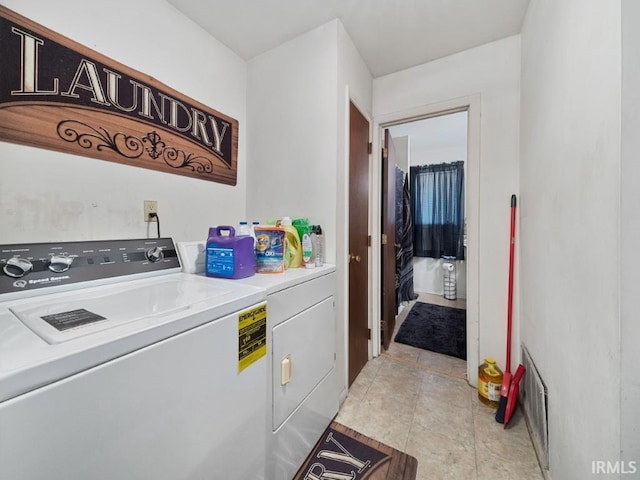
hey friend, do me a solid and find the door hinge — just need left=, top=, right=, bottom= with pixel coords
left=367, top=142, right=372, bottom=154
left=368, top=328, right=371, bottom=340
left=382, top=147, right=388, bottom=158
left=381, top=233, right=388, bottom=245
left=367, top=235, right=372, bottom=247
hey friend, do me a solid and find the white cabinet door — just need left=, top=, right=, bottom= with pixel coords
left=271, top=296, right=335, bottom=430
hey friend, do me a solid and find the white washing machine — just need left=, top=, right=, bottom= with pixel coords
left=0, top=238, right=268, bottom=480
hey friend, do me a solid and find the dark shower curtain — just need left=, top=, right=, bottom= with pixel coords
left=395, top=170, right=418, bottom=305
left=410, top=161, right=465, bottom=260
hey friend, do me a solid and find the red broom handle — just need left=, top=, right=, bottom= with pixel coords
left=506, top=194, right=516, bottom=375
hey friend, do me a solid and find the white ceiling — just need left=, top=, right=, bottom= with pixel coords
left=389, top=112, right=467, bottom=164
left=166, top=0, right=530, bottom=77
left=389, top=111, right=468, bottom=156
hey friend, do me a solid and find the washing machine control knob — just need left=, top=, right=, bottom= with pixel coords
left=48, top=255, right=74, bottom=273
left=3, top=257, right=33, bottom=278
left=145, top=246, right=164, bottom=263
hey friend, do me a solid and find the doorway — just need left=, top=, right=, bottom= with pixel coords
left=389, top=110, right=468, bottom=299
left=375, top=97, right=479, bottom=382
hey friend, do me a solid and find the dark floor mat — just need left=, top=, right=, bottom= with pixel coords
left=394, top=302, right=466, bottom=360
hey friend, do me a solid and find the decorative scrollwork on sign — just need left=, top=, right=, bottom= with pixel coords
left=142, top=131, right=165, bottom=159
left=56, top=120, right=216, bottom=173
left=57, top=120, right=144, bottom=159
left=162, top=147, right=214, bottom=173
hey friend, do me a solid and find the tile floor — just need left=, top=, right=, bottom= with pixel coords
left=335, top=293, right=544, bottom=480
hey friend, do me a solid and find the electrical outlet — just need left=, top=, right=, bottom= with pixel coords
left=144, top=200, right=158, bottom=222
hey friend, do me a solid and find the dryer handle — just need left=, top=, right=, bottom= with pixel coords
left=280, top=355, right=292, bottom=385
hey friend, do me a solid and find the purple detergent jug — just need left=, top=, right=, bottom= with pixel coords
left=205, top=226, right=256, bottom=279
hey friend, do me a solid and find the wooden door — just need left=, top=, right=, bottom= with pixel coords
left=381, top=129, right=397, bottom=350
left=348, top=102, right=370, bottom=386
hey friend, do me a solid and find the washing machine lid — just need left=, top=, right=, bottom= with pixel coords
left=0, top=273, right=266, bottom=402
left=11, top=274, right=236, bottom=344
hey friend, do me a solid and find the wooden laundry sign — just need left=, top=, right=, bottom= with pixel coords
left=0, top=6, right=238, bottom=185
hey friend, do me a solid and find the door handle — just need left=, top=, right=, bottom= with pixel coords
left=349, top=253, right=361, bottom=263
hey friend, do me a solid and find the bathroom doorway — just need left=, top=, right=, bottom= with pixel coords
left=384, top=110, right=469, bottom=372
left=389, top=111, right=468, bottom=300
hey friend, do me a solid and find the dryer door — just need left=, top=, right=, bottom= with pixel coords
left=271, top=296, right=336, bottom=430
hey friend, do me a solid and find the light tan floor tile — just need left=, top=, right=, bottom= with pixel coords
left=335, top=356, right=385, bottom=426
left=356, top=354, right=385, bottom=382
left=385, top=340, right=422, bottom=363
left=406, top=421, right=477, bottom=480
left=334, top=392, right=361, bottom=426
left=418, top=370, right=473, bottom=413
left=345, top=359, right=422, bottom=451
left=346, top=359, right=379, bottom=401
left=336, top=295, right=542, bottom=479
left=417, top=291, right=467, bottom=310
left=352, top=405, right=414, bottom=452
left=417, top=349, right=467, bottom=380
left=376, top=355, right=425, bottom=395
left=472, top=402, right=544, bottom=479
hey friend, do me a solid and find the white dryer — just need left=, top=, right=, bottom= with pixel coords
left=178, top=241, right=339, bottom=480
left=239, top=267, right=339, bottom=480
left=0, top=238, right=268, bottom=480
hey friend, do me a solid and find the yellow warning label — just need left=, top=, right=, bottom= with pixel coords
left=238, top=304, right=267, bottom=372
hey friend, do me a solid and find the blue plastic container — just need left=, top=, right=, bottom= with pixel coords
left=205, top=226, right=256, bottom=279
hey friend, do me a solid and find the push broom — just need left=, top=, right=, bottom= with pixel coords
left=495, top=194, right=516, bottom=424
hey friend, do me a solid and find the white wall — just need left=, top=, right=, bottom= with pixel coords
left=520, top=1, right=621, bottom=478
left=374, top=37, right=520, bottom=375
left=247, top=19, right=372, bottom=398
left=414, top=145, right=466, bottom=165
left=413, top=257, right=467, bottom=299
left=246, top=22, right=337, bottom=252
left=0, top=0, right=247, bottom=244
left=621, top=0, right=640, bottom=467
left=407, top=112, right=468, bottom=166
